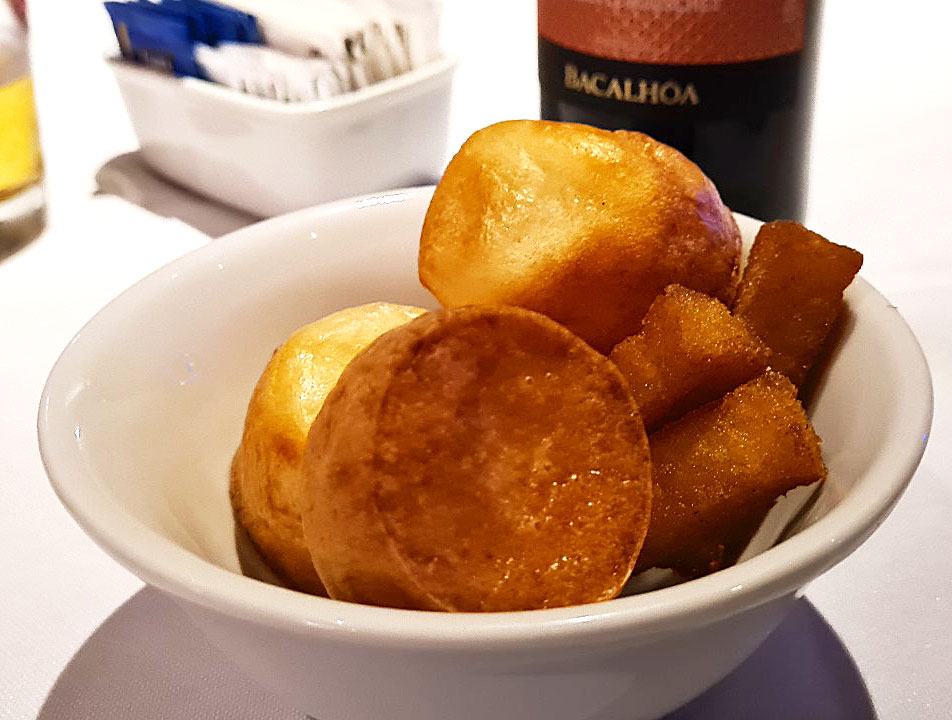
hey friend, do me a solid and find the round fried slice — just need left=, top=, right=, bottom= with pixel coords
left=300, top=305, right=652, bottom=611
left=231, top=302, right=425, bottom=594
left=419, top=120, right=742, bottom=353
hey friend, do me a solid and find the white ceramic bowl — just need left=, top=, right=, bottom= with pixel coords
left=39, top=187, right=932, bottom=720
left=109, top=57, right=456, bottom=217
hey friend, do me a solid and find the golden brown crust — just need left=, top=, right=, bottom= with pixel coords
left=419, top=120, right=741, bottom=353
left=635, top=370, right=827, bottom=578
left=230, top=302, right=425, bottom=594
left=300, top=305, right=653, bottom=611
left=230, top=451, right=326, bottom=595
left=732, top=221, right=863, bottom=386
left=609, top=284, right=771, bottom=431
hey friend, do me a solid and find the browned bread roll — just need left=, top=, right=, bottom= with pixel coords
left=419, top=120, right=742, bottom=353
left=230, top=302, right=425, bottom=593
left=300, top=305, right=653, bottom=611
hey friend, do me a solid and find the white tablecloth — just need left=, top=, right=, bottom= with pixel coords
left=2, top=2, right=949, bottom=718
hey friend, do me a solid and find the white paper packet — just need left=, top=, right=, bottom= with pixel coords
left=195, top=43, right=346, bottom=102
left=220, top=0, right=443, bottom=89
left=383, top=0, right=442, bottom=69
left=348, top=0, right=410, bottom=79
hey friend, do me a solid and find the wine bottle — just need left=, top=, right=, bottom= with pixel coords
left=538, top=1, right=821, bottom=221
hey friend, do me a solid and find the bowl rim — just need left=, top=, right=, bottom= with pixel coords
left=106, top=51, right=458, bottom=116
left=37, top=187, right=934, bottom=651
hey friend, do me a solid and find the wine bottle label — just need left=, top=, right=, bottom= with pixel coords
left=538, top=0, right=807, bottom=65
left=539, top=0, right=811, bottom=121
left=538, top=39, right=801, bottom=119
left=538, top=0, right=817, bottom=221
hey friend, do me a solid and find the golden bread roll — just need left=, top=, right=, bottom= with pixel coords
left=231, top=302, right=426, bottom=593
left=419, top=120, right=742, bottom=353
left=300, top=305, right=653, bottom=611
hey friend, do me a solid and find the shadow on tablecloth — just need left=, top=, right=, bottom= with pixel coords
left=36, top=588, right=305, bottom=720
left=94, top=152, right=258, bottom=239
left=663, top=598, right=877, bottom=719
left=36, top=589, right=875, bottom=719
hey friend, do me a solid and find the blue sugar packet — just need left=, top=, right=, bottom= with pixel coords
left=105, top=2, right=202, bottom=77
left=179, top=0, right=260, bottom=44
left=105, top=0, right=261, bottom=78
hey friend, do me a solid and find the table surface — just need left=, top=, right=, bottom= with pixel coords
left=2, top=2, right=950, bottom=718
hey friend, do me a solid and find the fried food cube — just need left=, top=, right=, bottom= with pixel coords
left=732, top=221, right=863, bottom=385
left=419, top=120, right=742, bottom=353
left=634, top=370, right=826, bottom=578
left=230, top=302, right=425, bottom=594
left=300, top=305, right=653, bottom=611
left=609, top=284, right=771, bottom=431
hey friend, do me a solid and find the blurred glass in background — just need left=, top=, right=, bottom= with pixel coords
left=1, top=0, right=44, bottom=253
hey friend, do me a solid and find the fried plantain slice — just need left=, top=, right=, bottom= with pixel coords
left=231, top=302, right=425, bottom=594
left=300, top=305, right=652, bottom=611
left=419, top=120, right=742, bottom=353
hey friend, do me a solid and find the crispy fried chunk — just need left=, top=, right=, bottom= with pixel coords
left=610, top=284, right=771, bottom=431
left=732, top=221, right=863, bottom=385
left=635, top=370, right=826, bottom=578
